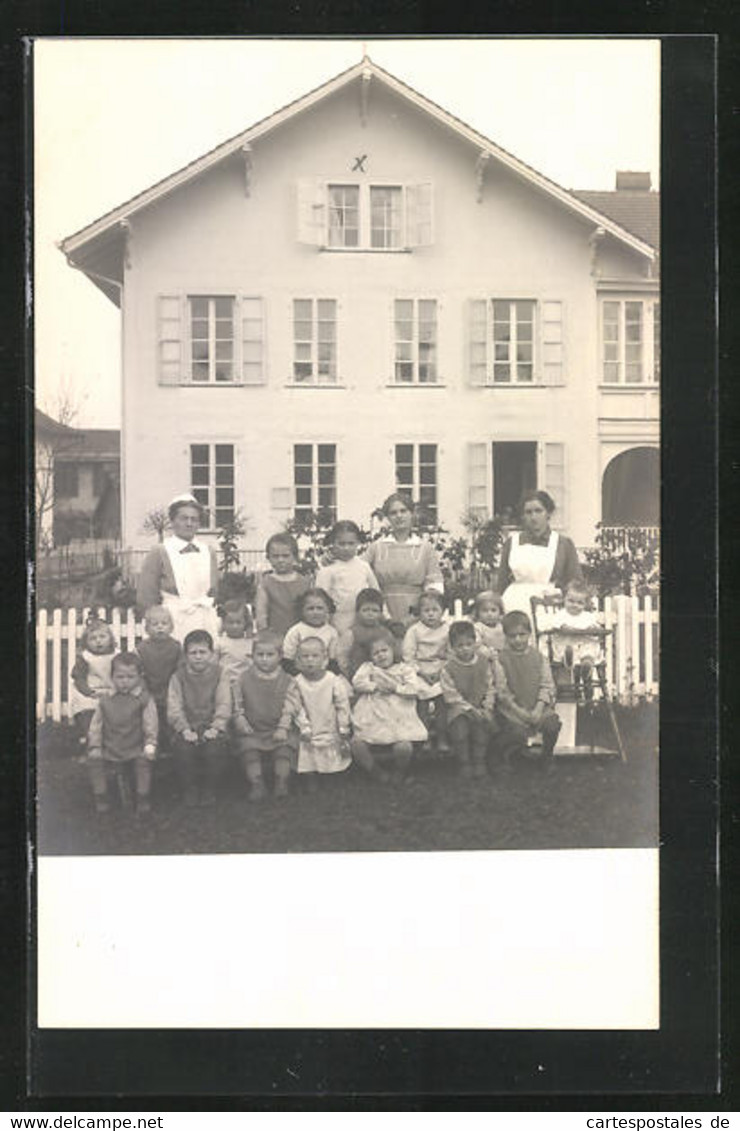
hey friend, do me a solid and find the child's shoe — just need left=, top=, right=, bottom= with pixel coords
left=436, top=737, right=451, bottom=754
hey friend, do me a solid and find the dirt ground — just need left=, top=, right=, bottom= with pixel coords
left=36, top=703, right=658, bottom=856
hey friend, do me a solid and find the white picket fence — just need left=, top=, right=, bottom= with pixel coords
left=35, top=595, right=659, bottom=723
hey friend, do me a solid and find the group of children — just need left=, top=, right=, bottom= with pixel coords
left=69, top=523, right=605, bottom=815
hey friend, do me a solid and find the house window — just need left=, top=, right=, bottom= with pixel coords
left=395, top=443, right=438, bottom=523
left=92, top=464, right=108, bottom=496
left=190, top=296, right=235, bottom=383
left=394, top=300, right=438, bottom=384
left=468, top=299, right=562, bottom=386
left=190, top=443, right=235, bottom=529
left=493, top=300, right=534, bottom=383
left=328, top=185, right=360, bottom=248
left=54, top=463, right=78, bottom=498
left=298, top=181, right=433, bottom=250
left=601, top=298, right=660, bottom=384
left=293, top=444, right=337, bottom=525
left=292, top=300, right=337, bottom=384
left=371, top=187, right=403, bottom=249
left=157, top=295, right=265, bottom=386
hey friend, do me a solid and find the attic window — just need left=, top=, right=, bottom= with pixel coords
left=298, top=180, right=433, bottom=250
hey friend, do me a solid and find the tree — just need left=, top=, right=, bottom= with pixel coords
left=34, top=387, right=83, bottom=554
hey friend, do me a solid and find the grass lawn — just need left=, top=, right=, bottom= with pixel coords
left=36, top=703, right=658, bottom=856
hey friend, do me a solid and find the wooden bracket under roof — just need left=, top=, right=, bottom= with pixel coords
left=119, top=218, right=131, bottom=269
left=475, top=151, right=490, bottom=202
left=589, top=226, right=606, bottom=277
left=241, top=143, right=253, bottom=197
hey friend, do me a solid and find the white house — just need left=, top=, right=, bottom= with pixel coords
left=59, top=57, right=659, bottom=553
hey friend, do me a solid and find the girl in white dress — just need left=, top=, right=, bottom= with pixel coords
left=276, top=636, right=352, bottom=784
left=350, top=632, right=427, bottom=783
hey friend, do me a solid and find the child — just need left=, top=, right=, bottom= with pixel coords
left=440, top=620, right=498, bottom=778
left=548, top=581, right=605, bottom=702
left=69, top=618, right=117, bottom=751
left=281, top=588, right=341, bottom=676
left=316, top=520, right=379, bottom=635
left=216, top=599, right=254, bottom=685
left=167, top=629, right=232, bottom=805
left=337, top=588, right=391, bottom=678
left=254, top=533, right=312, bottom=638
left=86, top=652, right=158, bottom=816
left=276, top=637, right=352, bottom=784
left=136, top=605, right=182, bottom=752
left=233, top=630, right=298, bottom=802
left=471, top=590, right=506, bottom=656
left=351, top=631, right=427, bottom=783
left=401, top=589, right=450, bottom=751
left=496, top=610, right=561, bottom=769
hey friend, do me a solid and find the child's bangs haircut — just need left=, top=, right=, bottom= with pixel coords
left=474, top=590, right=504, bottom=614
left=265, top=531, right=299, bottom=559
left=111, top=651, right=143, bottom=676
left=502, top=610, right=532, bottom=635
left=417, top=589, right=445, bottom=613
left=297, top=587, right=336, bottom=617
left=329, top=519, right=362, bottom=542
left=183, top=629, right=214, bottom=652
left=355, top=587, right=383, bottom=611
left=80, top=618, right=116, bottom=651
left=222, top=598, right=253, bottom=627
left=144, top=604, right=173, bottom=628
left=253, top=629, right=283, bottom=652
left=448, top=620, right=476, bottom=647
left=297, top=635, right=328, bottom=655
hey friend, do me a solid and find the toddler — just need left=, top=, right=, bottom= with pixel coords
left=69, top=618, right=117, bottom=750
left=440, top=620, right=498, bottom=778
left=167, top=629, right=232, bottom=805
left=316, top=520, right=379, bottom=635
left=255, top=532, right=312, bottom=638
left=402, top=589, right=450, bottom=751
left=281, top=588, right=341, bottom=676
left=216, top=599, right=254, bottom=685
left=136, top=605, right=182, bottom=751
left=337, top=588, right=391, bottom=678
left=276, top=637, right=352, bottom=785
left=496, top=611, right=561, bottom=769
left=471, top=590, right=505, bottom=656
left=351, top=631, right=427, bottom=783
left=548, top=581, right=605, bottom=702
left=233, top=630, right=298, bottom=802
left=86, top=652, right=158, bottom=816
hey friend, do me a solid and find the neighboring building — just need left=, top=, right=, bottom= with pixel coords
left=59, top=57, right=659, bottom=551
left=35, top=408, right=77, bottom=550
left=35, top=409, right=121, bottom=546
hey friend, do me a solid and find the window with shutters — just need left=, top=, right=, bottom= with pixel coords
left=466, top=441, right=566, bottom=527
left=157, top=295, right=265, bottom=386
left=393, top=300, right=438, bottom=384
left=298, top=181, right=434, bottom=250
left=293, top=444, right=337, bottom=525
left=292, top=299, right=338, bottom=384
left=468, top=299, right=563, bottom=386
left=395, top=444, right=438, bottom=523
left=601, top=298, right=659, bottom=384
left=190, top=443, right=235, bottom=529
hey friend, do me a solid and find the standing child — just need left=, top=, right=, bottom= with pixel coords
left=86, top=652, right=158, bottom=816
left=69, top=618, right=117, bottom=751
left=234, top=630, right=298, bottom=802
left=167, top=629, right=232, bottom=805
left=440, top=620, right=498, bottom=778
left=281, top=589, right=341, bottom=675
left=496, top=610, right=561, bottom=769
left=471, top=590, right=506, bottom=656
left=316, top=520, right=379, bottom=635
left=401, top=589, right=450, bottom=751
left=254, top=533, right=312, bottom=638
left=337, top=588, right=390, bottom=678
left=216, top=599, right=254, bottom=686
left=136, top=605, right=182, bottom=752
left=277, top=637, right=352, bottom=786
left=351, top=631, right=427, bottom=783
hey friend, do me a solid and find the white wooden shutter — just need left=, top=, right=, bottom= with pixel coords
left=405, top=183, right=434, bottom=247
left=541, top=441, right=566, bottom=529
left=467, top=299, right=489, bottom=387
left=467, top=442, right=491, bottom=520
left=297, top=179, right=326, bottom=246
left=541, top=300, right=564, bottom=385
left=157, top=294, right=186, bottom=384
left=240, top=296, right=265, bottom=385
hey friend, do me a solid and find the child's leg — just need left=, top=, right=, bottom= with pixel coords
left=87, top=758, right=110, bottom=813
left=448, top=714, right=472, bottom=775
left=350, top=738, right=380, bottom=778
left=241, top=743, right=266, bottom=802
left=74, top=710, right=95, bottom=754
left=470, top=717, right=490, bottom=777
left=273, top=746, right=292, bottom=797
left=497, top=718, right=528, bottom=768
left=539, top=710, right=562, bottom=761
left=200, top=734, right=229, bottom=802
left=134, top=756, right=153, bottom=812
left=171, top=733, right=199, bottom=804
left=390, top=741, right=413, bottom=781
left=156, top=701, right=170, bottom=753
left=433, top=695, right=450, bottom=751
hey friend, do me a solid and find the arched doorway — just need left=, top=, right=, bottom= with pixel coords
left=601, top=447, right=659, bottom=526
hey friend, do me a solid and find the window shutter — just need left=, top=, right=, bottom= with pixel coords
left=541, top=301, right=564, bottom=385
left=240, top=296, right=265, bottom=385
left=467, top=299, right=488, bottom=387
left=467, top=442, right=490, bottom=520
left=297, top=179, right=326, bottom=246
left=542, top=441, right=566, bottom=529
left=405, top=183, right=434, bottom=247
left=158, top=294, right=186, bottom=384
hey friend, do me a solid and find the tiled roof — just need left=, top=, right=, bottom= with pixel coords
left=571, top=190, right=660, bottom=250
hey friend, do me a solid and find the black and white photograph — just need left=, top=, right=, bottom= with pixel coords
left=34, top=37, right=661, bottom=1033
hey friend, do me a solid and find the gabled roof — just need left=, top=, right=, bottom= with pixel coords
left=35, top=408, right=76, bottom=439
left=60, top=55, right=655, bottom=298
left=572, top=189, right=660, bottom=250
left=56, top=428, right=120, bottom=462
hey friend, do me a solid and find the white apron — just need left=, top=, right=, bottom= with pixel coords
left=502, top=531, right=560, bottom=618
left=163, top=537, right=219, bottom=644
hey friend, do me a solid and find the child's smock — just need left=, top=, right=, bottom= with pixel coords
left=216, top=635, right=254, bottom=684
left=69, top=650, right=115, bottom=717
left=258, top=573, right=312, bottom=638
left=233, top=666, right=298, bottom=755
left=351, top=661, right=427, bottom=745
left=281, top=672, right=352, bottom=774
left=401, top=621, right=449, bottom=700
left=440, top=654, right=496, bottom=725
left=473, top=621, right=505, bottom=655
left=137, top=637, right=182, bottom=704
left=315, top=557, right=379, bottom=635
left=87, top=686, right=158, bottom=762
left=547, top=609, right=605, bottom=664
left=282, top=621, right=340, bottom=666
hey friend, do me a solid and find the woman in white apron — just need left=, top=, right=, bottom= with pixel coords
left=136, top=494, right=220, bottom=644
left=499, top=490, right=582, bottom=617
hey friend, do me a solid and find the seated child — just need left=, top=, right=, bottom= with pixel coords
left=440, top=620, right=498, bottom=779
left=216, top=599, right=254, bottom=685
left=470, top=590, right=505, bottom=656
left=233, top=630, right=298, bottom=802
left=281, top=588, right=341, bottom=676
left=316, top=520, right=380, bottom=635
left=255, top=532, right=312, bottom=638
left=351, top=631, right=427, bottom=783
left=276, top=637, right=352, bottom=786
left=547, top=581, right=605, bottom=702
left=136, top=605, right=182, bottom=752
left=86, top=652, right=158, bottom=816
left=337, top=588, right=391, bottom=678
left=401, top=589, right=450, bottom=751
left=69, top=618, right=117, bottom=751
left=167, top=629, right=232, bottom=805
left=496, top=611, right=561, bottom=768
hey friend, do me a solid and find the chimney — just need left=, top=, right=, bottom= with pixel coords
left=615, top=170, right=652, bottom=191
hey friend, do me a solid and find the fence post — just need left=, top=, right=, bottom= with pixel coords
left=615, top=595, right=629, bottom=702
left=630, top=593, right=641, bottom=702
left=36, top=609, right=48, bottom=723
left=602, top=596, right=615, bottom=696
left=643, top=593, right=654, bottom=694
left=453, top=599, right=463, bottom=620
left=65, top=607, right=79, bottom=721
left=125, top=607, right=138, bottom=650
left=50, top=607, right=63, bottom=724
